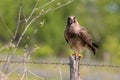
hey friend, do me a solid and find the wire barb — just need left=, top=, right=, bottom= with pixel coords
left=0, top=60, right=120, bottom=68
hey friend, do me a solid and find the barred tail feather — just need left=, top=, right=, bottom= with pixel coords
left=92, top=43, right=99, bottom=48
left=91, top=46, right=96, bottom=55
left=88, top=43, right=98, bottom=55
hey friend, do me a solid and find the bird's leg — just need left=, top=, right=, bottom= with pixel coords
left=71, top=51, right=76, bottom=56
left=71, top=51, right=77, bottom=60
left=71, top=51, right=83, bottom=60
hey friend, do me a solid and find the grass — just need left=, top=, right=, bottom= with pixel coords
left=0, top=56, right=119, bottom=80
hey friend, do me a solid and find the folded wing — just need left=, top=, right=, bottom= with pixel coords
left=78, top=28, right=98, bottom=55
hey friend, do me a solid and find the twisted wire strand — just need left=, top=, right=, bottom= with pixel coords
left=0, top=60, right=120, bottom=68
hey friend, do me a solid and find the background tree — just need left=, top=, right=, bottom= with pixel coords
left=0, top=0, right=120, bottom=64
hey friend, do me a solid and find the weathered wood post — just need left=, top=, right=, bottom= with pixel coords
left=70, top=55, right=80, bottom=80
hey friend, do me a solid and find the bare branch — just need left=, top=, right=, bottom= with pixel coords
left=27, top=0, right=40, bottom=22
left=13, top=0, right=73, bottom=55
left=20, top=72, right=25, bottom=80
left=28, top=69, right=45, bottom=79
left=58, top=59, right=63, bottom=80
left=0, top=45, right=9, bottom=51
left=7, top=65, right=22, bottom=76
left=20, top=49, right=29, bottom=80
left=38, top=0, right=55, bottom=9
left=13, top=0, right=23, bottom=40
left=13, top=8, right=51, bottom=54
left=51, top=0, right=74, bottom=12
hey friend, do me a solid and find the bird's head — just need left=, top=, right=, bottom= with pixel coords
left=67, top=16, right=78, bottom=25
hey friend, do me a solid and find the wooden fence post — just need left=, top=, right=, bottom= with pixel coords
left=70, top=55, right=80, bottom=80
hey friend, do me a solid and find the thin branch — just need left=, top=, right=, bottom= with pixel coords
left=27, top=0, right=40, bottom=21
left=13, top=0, right=73, bottom=54
left=20, top=72, right=25, bottom=80
left=1, top=42, right=15, bottom=74
left=51, top=0, right=74, bottom=12
left=7, top=65, right=22, bottom=76
left=58, top=59, right=63, bottom=80
left=38, top=0, right=55, bottom=9
left=19, top=0, right=54, bottom=23
left=58, top=66, right=62, bottom=80
left=25, top=69, right=28, bottom=80
left=28, top=69, right=45, bottom=79
left=20, top=51, right=28, bottom=80
left=13, top=8, right=51, bottom=54
left=0, top=45, right=9, bottom=51
left=13, top=0, right=23, bottom=40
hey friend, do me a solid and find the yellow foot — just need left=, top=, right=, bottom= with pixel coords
left=71, top=53, right=76, bottom=56
left=78, top=53, right=83, bottom=58
left=71, top=53, right=83, bottom=58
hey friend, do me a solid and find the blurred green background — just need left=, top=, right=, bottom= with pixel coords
left=0, top=0, right=120, bottom=64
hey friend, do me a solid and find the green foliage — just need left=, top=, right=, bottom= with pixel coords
left=103, top=36, right=120, bottom=64
left=0, top=0, right=120, bottom=63
left=34, top=45, right=54, bottom=58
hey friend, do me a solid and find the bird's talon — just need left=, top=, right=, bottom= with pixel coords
left=71, top=53, right=75, bottom=57
left=78, top=54, right=83, bottom=58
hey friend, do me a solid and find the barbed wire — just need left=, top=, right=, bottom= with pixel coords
left=0, top=60, right=69, bottom=65
left=0, top=60, right=120, bottom=68
left=79, top=63, right=120, bottom=68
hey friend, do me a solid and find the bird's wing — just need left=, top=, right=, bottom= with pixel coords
left=64, top=31, right=69, bottom=43
left=78, top=28, right=92, bottom=45
left=78, top=27, right=98, bottom=54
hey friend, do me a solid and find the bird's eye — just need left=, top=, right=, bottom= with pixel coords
left=73, top=16, right=76, bottom=19
left=73, top=17, right=76, bottom=23
left=68, top=17, right=71, bottom=20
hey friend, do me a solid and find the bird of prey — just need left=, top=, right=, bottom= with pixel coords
left=64, top=16, right=98, bottom=57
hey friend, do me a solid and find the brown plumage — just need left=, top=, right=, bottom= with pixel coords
left=64, top=16, right=98, bottom=56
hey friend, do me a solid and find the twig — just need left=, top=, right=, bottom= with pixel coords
left=20, top=51, right=28, bottom=80
left=20, top=72, right=25, bottom=80
left=50, top=0, right=74, bottom=12
left=13, top=0, right=73, bottom=54
left=28, top=69, right=45, bottom=79
left=38, top=0, right=55, bottom=9
left=0, top=45, right=8, bottom=51
left=14, top=8, right=51, bottom=54
left=13, top=0, right=23, bottom=40
left=2, top=42, right=15, bottom=74
left=7, top=65, right=22, bottom=76
left=58, top=59, right=63, bottom=80
left=27, top=0, right=40, bottom=22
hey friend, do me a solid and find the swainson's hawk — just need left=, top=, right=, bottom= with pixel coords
left=64, top=16, right=98, bottom=57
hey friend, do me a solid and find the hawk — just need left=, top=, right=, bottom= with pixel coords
left=64, top=16, right=98, bottom=57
